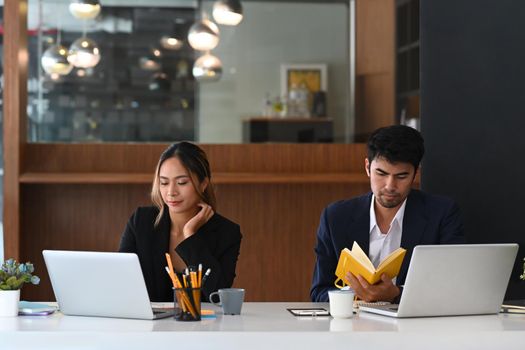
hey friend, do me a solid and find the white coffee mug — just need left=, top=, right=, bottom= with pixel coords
left=328, top=289, right=354, bottom=319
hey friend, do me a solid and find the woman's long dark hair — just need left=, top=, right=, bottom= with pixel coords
left=151, top=142, right=216, bottom=226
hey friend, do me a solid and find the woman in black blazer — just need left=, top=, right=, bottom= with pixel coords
left=119, top=142, right=242, bottom=302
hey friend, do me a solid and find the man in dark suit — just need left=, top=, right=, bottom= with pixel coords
left=310, top=125, right=465, bottom=302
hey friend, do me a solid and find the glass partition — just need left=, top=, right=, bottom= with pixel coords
left=27, top=0, right=353, bottom=143
left=0, top=4, right=3, bottom=261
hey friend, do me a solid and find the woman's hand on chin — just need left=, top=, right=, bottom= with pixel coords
left=182, top=203, right=214, bottom=239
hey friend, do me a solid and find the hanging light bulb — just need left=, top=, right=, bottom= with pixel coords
left=41, top=44, right=74, bottom=75
left=188, top=19, right=220, bottom=51
left=213, top=0, right=243, bottom=26
left=76, top=68, right=87, bottom=77
left=139, top=48, right=162, bottom=71
left=160, top=35, right=184, bottom=50
left=193, top=53, right=222, bottom=82
left=139, top=56, right=161, bottom=71
left=69, top=0, right=101, bottom=20
left=68, top=37, right=101, bottom=68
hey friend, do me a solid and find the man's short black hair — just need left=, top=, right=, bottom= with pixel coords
left=367, top=125, right=424, bottom=170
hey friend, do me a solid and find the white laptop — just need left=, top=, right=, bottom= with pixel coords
left=43, top=250, right=174, bottom=320
left=359, top=244, right=518, bottom=318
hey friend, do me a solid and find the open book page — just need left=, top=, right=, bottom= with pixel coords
left=351, top=241, right=376, bottom=272
left=335, top=242, right=407, bottom=286
left=376, top=248, right=407, bottom=279
left=335, top=247, right=375, bottom=286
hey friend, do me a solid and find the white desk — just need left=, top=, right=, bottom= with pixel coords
left=2, top=302, right=525, bottom=350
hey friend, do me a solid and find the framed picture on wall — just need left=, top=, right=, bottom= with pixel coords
left=280, top=63, right=327, bottom=97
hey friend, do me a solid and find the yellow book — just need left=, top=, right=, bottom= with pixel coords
left=334, top=242, right=406, bottom=288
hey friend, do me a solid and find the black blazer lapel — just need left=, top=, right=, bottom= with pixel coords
left=352, top=193, right=373, bottom=256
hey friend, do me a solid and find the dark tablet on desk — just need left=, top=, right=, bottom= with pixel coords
left=287, top=307, right=330, bottom=317
left=501, top=299, right=525, bottom=313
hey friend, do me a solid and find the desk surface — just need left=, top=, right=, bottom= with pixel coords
left=2, top=302, right=525, bottom=350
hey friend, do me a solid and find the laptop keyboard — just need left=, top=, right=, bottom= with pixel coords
left=153, top=308, right=174, bottom=314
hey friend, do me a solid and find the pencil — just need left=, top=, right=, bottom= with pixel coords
left=172, top=271, right=198, bottom=318
left=164, top=254, right=198, bottom=319
left=164, top=266, right=177, bottom=288
left=190, top=271, right=200, bottom=314
left=198, top=264, right=203, bottom=287
left=164, top=267, right=189, bottom=313
left=164, top=254, right=178, bottom=288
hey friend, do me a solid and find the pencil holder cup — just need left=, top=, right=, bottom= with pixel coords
left=174, top=287, right=201, bottom=321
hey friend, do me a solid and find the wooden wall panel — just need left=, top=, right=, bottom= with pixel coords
left=356, top=0, right=395, bottom=75
left=17, top=144, right=370, bottom=302
left=218, top=183, right=369, bottom=301
left=355, top=0, right=395, bottom=140
left=23, top=143, right=367, bottom=173
left=21, top=180, right=369, bottom=302
left=21, top=184, right=151, bottom=301
left=3, top=0, right=28, bottom=260
left=355, top=73, right=396, bottom=138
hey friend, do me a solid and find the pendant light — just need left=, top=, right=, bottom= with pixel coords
left=41, top=13, right=73, bottom=75
left=139, top=56, right=161, bottom=71
left=69, top=0, right=101, bottom=20
left=68, top=22, right=101, bottom=69
left=188, top=17, right=220, bottom=51
left=160, top=35, right=184, bottom=50
left=139, top=48, right=162, bottom=71
left=42, top=44, right=74, bottom=75
left=160, top=21, right=185, bottom=51
left=192, top=53, right=222, bottom=82
left=49, top=73, right=61, bottom=81
left=68, top=37, right=101, bottom=68
left=213, top=0, right=243, bottom=26
left=76, top=68, right=87, bottom=77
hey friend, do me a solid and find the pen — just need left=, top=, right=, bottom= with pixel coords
left=164, top=266, right=177, bottom=288
left=201, top=268, right=211, bottom=286
left=164, top=253, right=178, bottom=288
left=164, top=266, right=184, bottom=288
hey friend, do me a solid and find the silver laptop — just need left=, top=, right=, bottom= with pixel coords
left=43, top=250, right=174, bottom=320
left=359, top=244, right=518, bottom=318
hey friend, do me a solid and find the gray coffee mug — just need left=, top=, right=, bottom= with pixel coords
left=209, top=288, right=245, bottom=315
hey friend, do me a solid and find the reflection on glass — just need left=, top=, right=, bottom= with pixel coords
left=26, top=1, right=352, bottom=143
left=28, top=3, right=196, bottom=142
